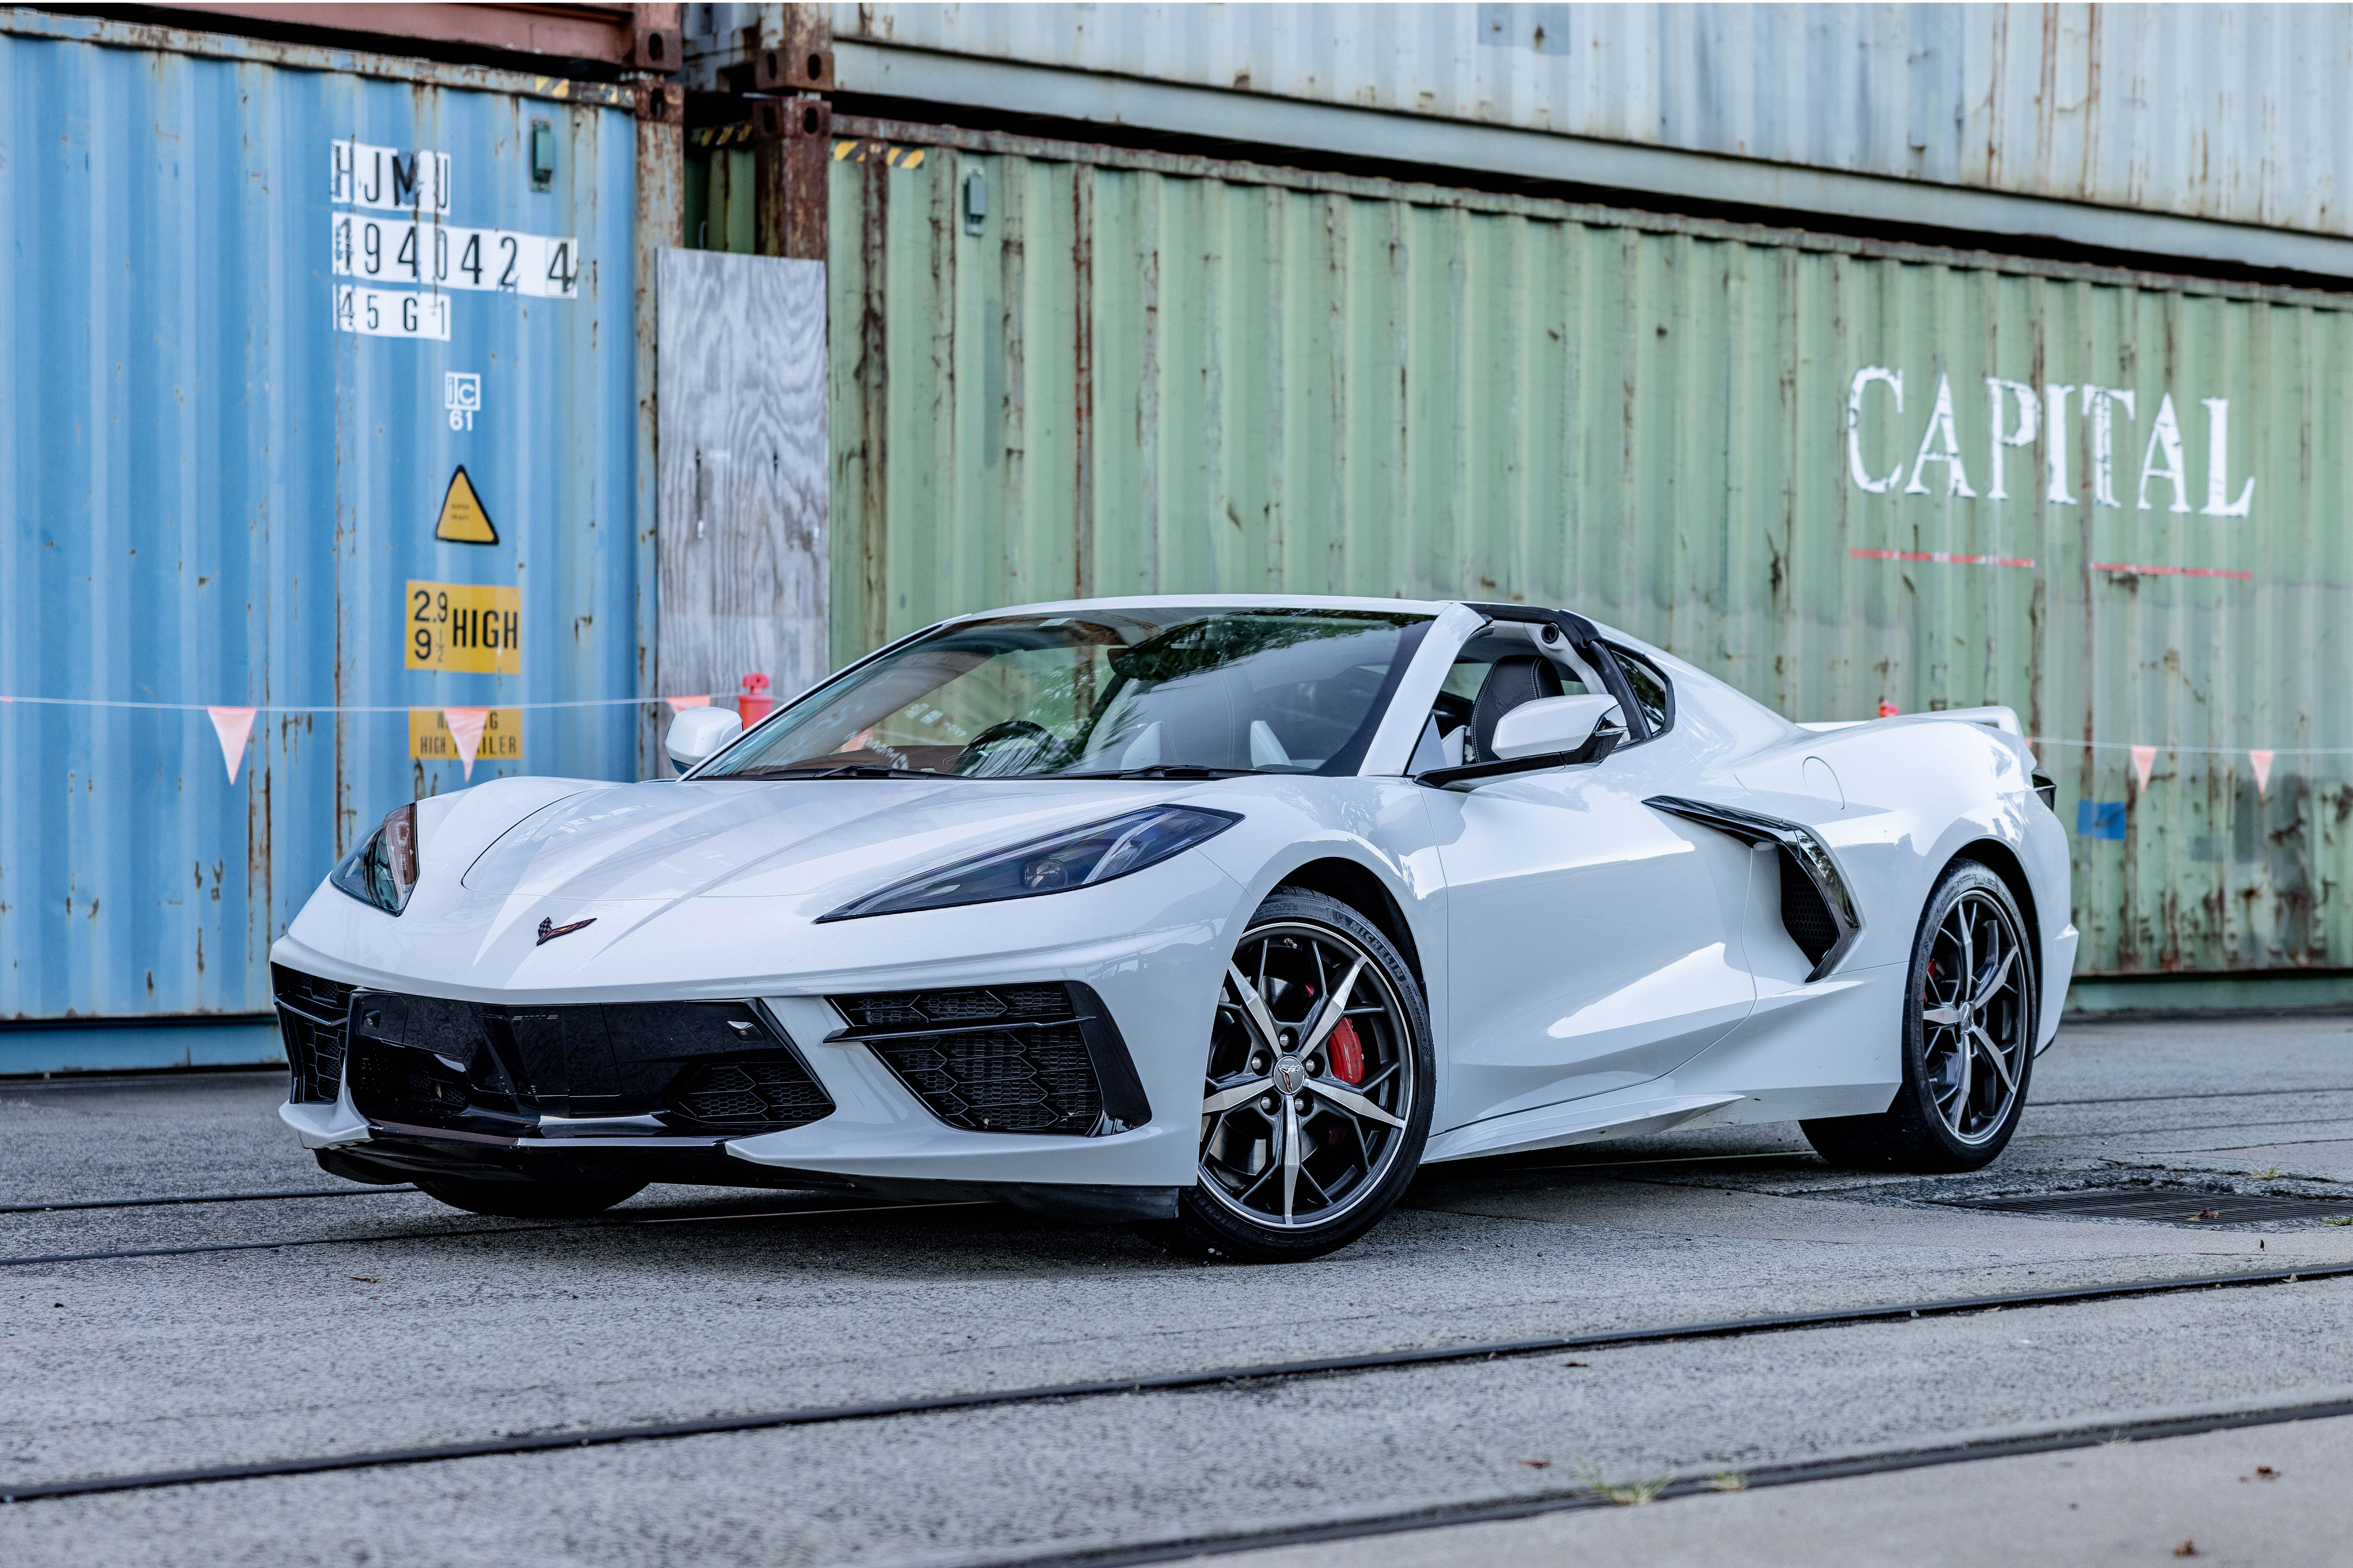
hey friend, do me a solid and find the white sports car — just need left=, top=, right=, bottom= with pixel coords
left=273, top=596, right=2074, bottom=1261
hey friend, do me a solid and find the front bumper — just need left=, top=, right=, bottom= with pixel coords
left=270, top=854, right=1240, bottom=1204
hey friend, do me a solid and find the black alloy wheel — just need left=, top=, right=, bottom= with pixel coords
left=1160, top=888, right=1433, bottom=1263
left=1802, top=860, right=2036, bottom=1172
left=415, top=1175, right=647, bottom=1219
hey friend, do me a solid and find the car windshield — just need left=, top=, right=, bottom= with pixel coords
left=698, top=607, right=1431, bottom=780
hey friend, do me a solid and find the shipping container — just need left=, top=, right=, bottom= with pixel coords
left=0, top=14, right=645, bottom=1065
left=826, top=116, right=2353, bottom=996
left=833, top=2, right=2353, bottom=245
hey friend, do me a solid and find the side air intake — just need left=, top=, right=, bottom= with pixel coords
left=1641, top=797, right=1864, bottom=982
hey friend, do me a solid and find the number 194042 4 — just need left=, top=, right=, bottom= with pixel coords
left=406, top=581, right=523, bottom=674
left=331, top=214, right=580, bottom=299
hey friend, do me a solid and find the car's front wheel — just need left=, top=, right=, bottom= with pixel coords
left=415, top=1175, right=647, bottom=1219
left=1162, top=889, right=1433, bottom=1263
left=1802, top=860, right=2037, bottom=1172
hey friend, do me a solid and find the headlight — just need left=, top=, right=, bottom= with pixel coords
left=818, top=805, right=1240, bottom=922
left=329, top=803, right=419, bottom=915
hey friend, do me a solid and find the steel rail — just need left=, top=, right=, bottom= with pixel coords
left=1005, top=1393, right=2353, bottom=1568
left=6, top=1262, right=2352, bottom=1506
left=0, top=1197, right=976, bottom=1269
left=0, top=1186, right=416, bottom=1216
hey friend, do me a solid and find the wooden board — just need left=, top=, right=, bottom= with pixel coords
left=655, top=248, right=828, bottom=740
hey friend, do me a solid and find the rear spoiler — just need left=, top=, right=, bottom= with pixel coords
left=1799, top=705, right=2022, bottom=738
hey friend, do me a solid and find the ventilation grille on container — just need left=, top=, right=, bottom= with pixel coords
left=669, top=1059, right=837, bottom=1127
left=1778, top=849, right=1841, bottom=965
left=832, top=984, right=1113, bottom=1136
left=271, top=965, right=355, bottom=1104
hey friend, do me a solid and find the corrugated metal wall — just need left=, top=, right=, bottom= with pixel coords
left=0, top=26, right=641, bottom=1021
left=838, top=3, right=2353, bottom=242
left=828, top=119, right=2353, bottom=980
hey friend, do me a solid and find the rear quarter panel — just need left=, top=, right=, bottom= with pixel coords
left=1734, top=718, right=2073, bottom=1041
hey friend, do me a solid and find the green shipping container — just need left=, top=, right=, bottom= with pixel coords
left=823, top=116, right=2353, bottom=997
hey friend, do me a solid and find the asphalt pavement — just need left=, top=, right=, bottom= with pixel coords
left=6, top=1012, right=2353, bottom=1564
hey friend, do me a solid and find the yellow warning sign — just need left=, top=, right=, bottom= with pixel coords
left=406, top=580, right=523, bottom=673
left=434, top=465, right=499, bottom=545
left=409, top=707, right=523, bottom=763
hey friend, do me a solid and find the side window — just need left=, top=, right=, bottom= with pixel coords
left=1605, top=644, right=1673, bottom=739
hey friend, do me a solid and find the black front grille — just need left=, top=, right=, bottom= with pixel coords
left=832, top=984, right=1145, bottom=1137
left=272, top=965, right=355, bottom=1103
left=868, top=1025, right=1101, bottom=1135
left=834, top=985, right=1078, bottom=1030
left=341, top=992, right=834, bottom=1135
left=348, top=1037, right=480, bottom=1122
left=672, top=1060, right=838, bottom=1127
left=1779, top=849, right=1841, bottom=964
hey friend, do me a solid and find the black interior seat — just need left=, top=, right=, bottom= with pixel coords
left=1468, top=655, right=1565, bottom=763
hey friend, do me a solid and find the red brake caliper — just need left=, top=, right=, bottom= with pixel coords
left=1329, top=1017, right=1365, bottom=1085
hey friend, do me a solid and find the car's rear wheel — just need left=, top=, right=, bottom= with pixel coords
left=414, top=1175, right=646, bottom=1219
left=1802, top=860, right=2036, bottom=1172
left=1160, top=889, right=1433, bottom=1263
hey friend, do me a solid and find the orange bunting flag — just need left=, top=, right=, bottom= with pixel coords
left=2131, top=744, right=2157, bottom=793
left=664, top=694, right=711, bottom=712
left=207, top=706, right=258, bottom=785
left=443, top=706, right=490, bottom=780
left=2250, top=749, right=2275, bottom=800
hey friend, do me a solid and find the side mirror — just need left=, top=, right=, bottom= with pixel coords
left=1489, top=694, right=1621, bottom=761
left=666, top=706, right=745, bottom=772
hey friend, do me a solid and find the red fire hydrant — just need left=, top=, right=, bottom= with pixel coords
left=739, top=672, right=773, bottom=727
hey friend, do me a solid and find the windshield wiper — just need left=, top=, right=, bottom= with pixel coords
left=1050, top=765, right=1267, bottom=781
left=730, top=763, right=929, bottom=780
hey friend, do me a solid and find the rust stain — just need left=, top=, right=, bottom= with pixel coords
left=1071, top=163, right=1095, bottom=602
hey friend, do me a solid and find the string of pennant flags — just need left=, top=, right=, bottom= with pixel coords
left=0, top=691, right=740, bottom=784
left=0, top=691, right=2336, bottom=805
left=2025, top=737, right=2299, bottom=800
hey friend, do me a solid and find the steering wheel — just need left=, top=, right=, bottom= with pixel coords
left=953, top=719, right=1054, bottom=776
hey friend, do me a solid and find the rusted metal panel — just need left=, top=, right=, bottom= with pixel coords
left=634, top=65, right=686, bottom=779
left=833, top=3, right=2353, bottom=245
left=156, top=4, right=682, bottom=73
left=829, top=117, right=2353, bottom=981
left=755, top=94, right=834, bottom=262
left=0, top=23, right=642, bottom=1024
left=0, top=7, right=641, bottom=104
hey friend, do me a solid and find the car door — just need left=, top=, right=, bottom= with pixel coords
left=1419, top=636, right=1756, bottom=1131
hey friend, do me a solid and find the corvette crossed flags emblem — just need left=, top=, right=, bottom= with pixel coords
left=536, top=916, right=595, bottom=945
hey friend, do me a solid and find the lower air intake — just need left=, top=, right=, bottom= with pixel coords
left=671, top=1060, right=838, bottom=1127
left=831, top=983, right=1147, bottom=1137
left=271, top=965, right=355, bottom=1104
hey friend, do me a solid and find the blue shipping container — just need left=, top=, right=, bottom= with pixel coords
left=0, top=17, right=643, bottom=1069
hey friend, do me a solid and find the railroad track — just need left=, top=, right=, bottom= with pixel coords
left=7, top=1262, right=2351, bottom=1509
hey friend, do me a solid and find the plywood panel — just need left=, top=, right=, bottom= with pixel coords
left=656, top=248, right=828, bottom=734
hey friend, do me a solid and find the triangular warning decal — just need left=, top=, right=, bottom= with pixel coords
left=435, top=466, right=499, bottom=545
